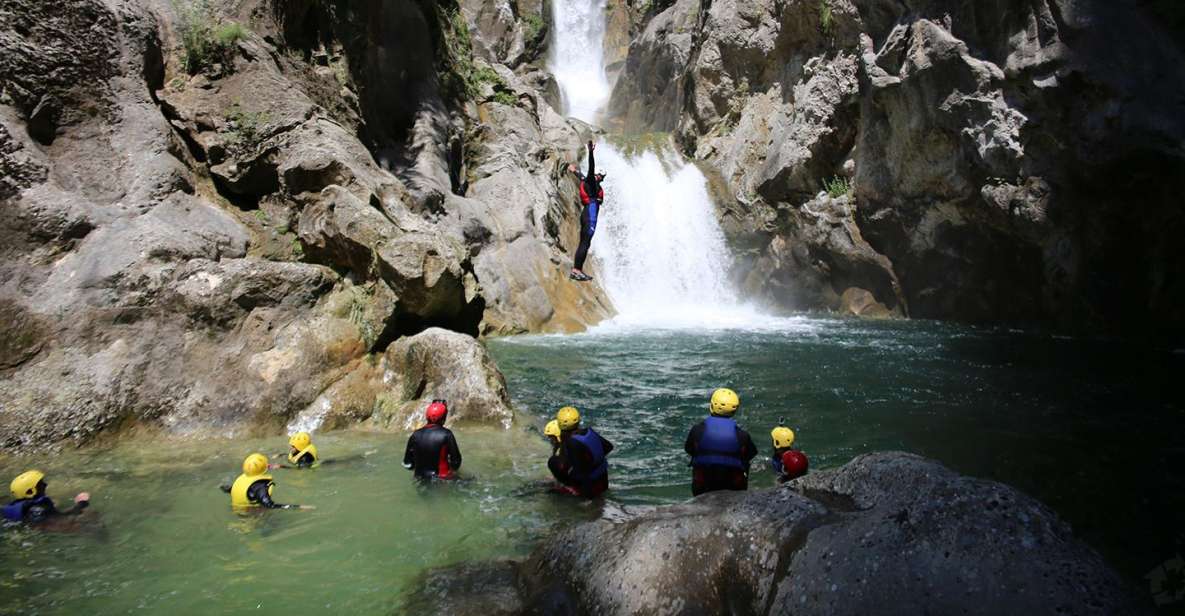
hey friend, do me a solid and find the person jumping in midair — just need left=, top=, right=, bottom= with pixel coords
left=568, top=140, right=605, bottom=282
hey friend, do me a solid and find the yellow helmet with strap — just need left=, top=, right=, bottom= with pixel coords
left=556, top=407, right=581, bottom=431
left=710, top=388, right=740, bottom=416
left=771, top=426, right=795, bottom=449
left=10, top=470, right=45, bottom=500
left=544, top=420, right=561, bottom=439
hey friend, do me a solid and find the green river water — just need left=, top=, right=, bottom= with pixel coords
left=1, top=317, right=1183, bottom=614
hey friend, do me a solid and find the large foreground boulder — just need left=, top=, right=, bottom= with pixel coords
left=405, top=452, right=1143, bottom=615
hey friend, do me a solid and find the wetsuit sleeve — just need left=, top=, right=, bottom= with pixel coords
left=248, top=481, right=293, bottom=509
left=599, top=434, right=614, bottom=455
left=586, top=144, right=595, bottom=178
left=24, top=501, right=55, bottom=523
left=739, top=429, right=758, bottom=465
left=298, top=452, right=315, bottom=467
left=446, top=431, right=462, bottom=471
left=684, top=422, right=704, bottom=456
left=403, top=433, right=416, bottom=470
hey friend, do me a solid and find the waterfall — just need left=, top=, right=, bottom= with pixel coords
left=550, top=1, right=780, bottom=329
left=549, top=0, right=611, bottom=124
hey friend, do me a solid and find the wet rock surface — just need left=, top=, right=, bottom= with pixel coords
left=612, top=0, right=1185, bottom=338
left=408, top=452, right=1145, bottom=615
left=0, top=0, right=610, bottom=448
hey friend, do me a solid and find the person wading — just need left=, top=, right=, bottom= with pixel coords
left=403, top=400, right=463, bottom=481
left=684, top=388, right=758, bottom=496
left=567, top=140, right=606, bottom=282
left=550, top=406, right=613, bottom=497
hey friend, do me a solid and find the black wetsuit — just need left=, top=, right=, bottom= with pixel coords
left=291, top=452, right=315, bottom=468
left=552, top=428, right=614, bottom=497
left=245, top=479, right=298, bottom=509
left=685, top=418, right=758, bottom=496
left=573, top=148, right=603, bottom=271
left=220, top=480, right=299, bottom=509
left=403, top=424, right=462, bottom=480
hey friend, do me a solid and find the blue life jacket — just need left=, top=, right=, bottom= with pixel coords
left=569, top=428, right=608, bottom=482
left=692, top=416, right=744, bottom=469
left=2, top=496, right=53, bottom=522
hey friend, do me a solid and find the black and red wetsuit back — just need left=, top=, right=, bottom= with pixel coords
left=404, top=424, right=463, bottom=480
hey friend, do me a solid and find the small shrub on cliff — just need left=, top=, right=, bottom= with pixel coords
left=174, top=0, right=246, bottom=75
left=523, top=13, right=545, bottom=43
left=818, top=1, right=834, bottom=36
left=224, top=104, right=271, bottom=153
left=824, top=176, right=851, bottom=198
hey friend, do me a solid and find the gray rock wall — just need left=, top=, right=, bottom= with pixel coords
left=610, top=0, right=1185, bottom=337
left=0, top=0, right=611, bottom=449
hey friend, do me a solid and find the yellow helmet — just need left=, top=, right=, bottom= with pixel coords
left=10, top=470, right=45, bottom=500
left=289, top=432, right=312, bottom=450
left=556, top=406, right=581, bottom=431
left=771, top=426, right=795, bottom=449
left=710, top=388, right=740, bottom=416
left=242, top=453, right=269, bottom=477
left=544, top=420, right=561, bottom=439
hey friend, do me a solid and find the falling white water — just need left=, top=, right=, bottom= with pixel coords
left=549, top=0, right=611, bottom=123
left=550, top=1, right=801, bottom=331
left=588, top=144, right=792, bottom=330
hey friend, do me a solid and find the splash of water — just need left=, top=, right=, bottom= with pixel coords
left=549, top=0, right=610, bottom=123
left=587, top=144, right=741, bottom=325
left=551, top=2, right=789, bottom=330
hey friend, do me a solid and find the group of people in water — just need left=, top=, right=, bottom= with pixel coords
left=3, top=388, right=808, bottom=519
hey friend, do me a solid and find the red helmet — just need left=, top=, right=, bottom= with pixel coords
left=781, top=450, right=809, bottom=480
left=425, top=400, right=448, bottom=424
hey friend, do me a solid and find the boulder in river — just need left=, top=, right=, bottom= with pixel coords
left=404, top=452, right=1143, bottom=615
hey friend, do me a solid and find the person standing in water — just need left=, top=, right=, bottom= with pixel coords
left=567, top=140, right=606, bottom=282
left=550, top=406, right=613, bottom=497
left=769, top=424, right=809, bottom=483
left=3, top=470, right=90, bottom=524
left=403, top=400, right=463, bottom=481
left=684, top=388, right=758, bottom=496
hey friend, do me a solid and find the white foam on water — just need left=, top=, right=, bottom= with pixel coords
left=550, top=1, right=805, bottom=333
left=549, top=0, right=611, bottom=123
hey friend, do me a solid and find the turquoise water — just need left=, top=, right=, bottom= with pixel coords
left=489, top=317, right=1185, bottom=586
left=1, top=317, right=1181, bottom=613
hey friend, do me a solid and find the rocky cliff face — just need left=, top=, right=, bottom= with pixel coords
left=404, top=453, right=1143, bottom=615
left=0, top=0, right=612, bottom=449
left=611, top=0, right=1185, bottom=335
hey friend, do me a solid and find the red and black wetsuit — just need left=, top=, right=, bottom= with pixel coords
left=403, top=424, right=463, bottom=480
left=684, top=417, right=758, bottom=496
left=552, top=427, right=613, bottom=497
left=572, top=146, right=604, bottom=271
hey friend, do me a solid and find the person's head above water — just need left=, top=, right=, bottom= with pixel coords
left=10, top=470, right=46, bottom=500
left=289, top=432, right=313, bottom=452
left=556, top=406, right=581, bottom=432
left=544, top=420, right=561, bottom=441
left=426, top=399, right=448, bottom=425
left=771, top=426, right=795, bottom=449
left=710, top=388, right=740, bottom=417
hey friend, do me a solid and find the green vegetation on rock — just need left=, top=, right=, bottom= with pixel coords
left=223, top=103, right=270, bottom=153
left=818, top=0, right=834, bottom=36
left=824, top=175, right=851, bottom=198
left=173, top=0, right=246, bottom=74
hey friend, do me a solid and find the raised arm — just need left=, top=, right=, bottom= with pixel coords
left=586, top=141, right=596, bottom=177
